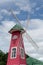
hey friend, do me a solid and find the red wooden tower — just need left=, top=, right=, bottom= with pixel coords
left=7, top=24, right=27, bottom=65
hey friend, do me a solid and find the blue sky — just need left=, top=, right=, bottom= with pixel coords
left=0, top=0, right=43, bottom=61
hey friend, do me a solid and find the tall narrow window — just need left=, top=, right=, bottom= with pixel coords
left=11, top=47, right=17, bottom=59
left=20, top=47, right=25, bottom=59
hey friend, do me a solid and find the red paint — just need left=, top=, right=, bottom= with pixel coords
left=7, top=31, right=27, bottom=65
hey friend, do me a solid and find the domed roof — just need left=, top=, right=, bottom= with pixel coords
left=9, top=24, right=25, bottom=34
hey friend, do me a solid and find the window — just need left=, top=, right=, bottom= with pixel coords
left=11, top=47, right=17, bottom=59
left=20, top=47, right=25, bottom=59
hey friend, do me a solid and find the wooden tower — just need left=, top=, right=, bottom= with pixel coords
left=7, top=24, right=27, bottom=65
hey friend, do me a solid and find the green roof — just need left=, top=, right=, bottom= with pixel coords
left=26, top=56, right=43, bottom=65
left=9, top=24, right=25, bottom=34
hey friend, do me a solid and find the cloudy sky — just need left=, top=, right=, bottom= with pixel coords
left=0, top=0, right=43, bottom=61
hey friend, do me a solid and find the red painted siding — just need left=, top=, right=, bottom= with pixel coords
left=7, top=31, right=27, bottom=65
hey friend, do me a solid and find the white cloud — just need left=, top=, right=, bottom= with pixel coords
left=12, top=0, right=37, bottom=14
left=39, top=57, right=43, bottom=61
left=22, top=19, right=43, bottom=60
left=36, top=4, right=43, bottom=11
left=29, top=19, right=43, bottom=29
left=39, top=14, right=43, bottom=17
left=0, top=0, right=43, bottom=61
left=0, top=19, right=43, bottom=61
left=1, top=9, right=20, bottom=16
left=0, top=21, right=16, bottom=52
left=12, top=10, right=20, bottom=14
left=36, top=7, right=40, bottom=11
left=0, top=0, right=12, bottom=4
left=28, top=19, right=43, bottom=42
left=1, top=9, right=11, bottom=15
left=0, top=0, right=37, bottom=14
left=0, top=15, right=3, bottom=20
left=0, top=21, right=16, bottom=32
left=13, top=0, right=32, bottom=12
left=0, top=0, right=32, bottom=12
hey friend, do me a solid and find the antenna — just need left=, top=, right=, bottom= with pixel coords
left=10, top=10, right=39, bottom=50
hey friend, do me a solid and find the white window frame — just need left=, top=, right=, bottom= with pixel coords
left=20, top=47, right=25, bottom=59
left=10, top=47, right=17, bottom=59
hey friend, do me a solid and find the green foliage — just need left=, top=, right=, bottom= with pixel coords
left=2, top=53, right=8, bottom=63
left=26, top=56, right=43, bottom=65
left=0, top=50, right=43, bottom=65
left=0, top=61, right=5, bottom=65
left=0, top=50, right=8, bottom=65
